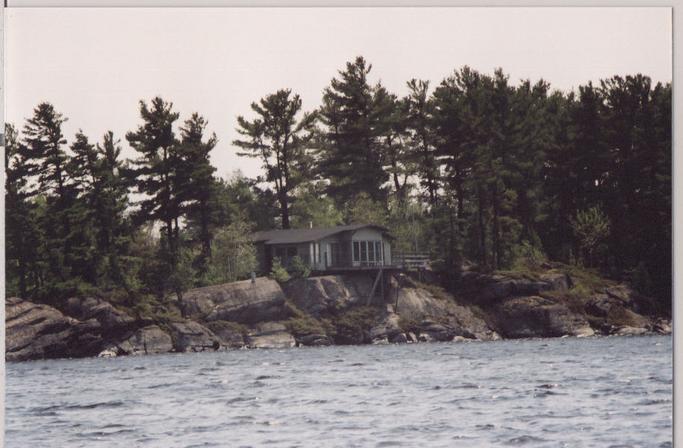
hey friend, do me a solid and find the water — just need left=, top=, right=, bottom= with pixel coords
left=6, top=336, right=672, bottom=448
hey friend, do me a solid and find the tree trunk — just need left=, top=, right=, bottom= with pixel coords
left=477, top=184, right=487, bottom=268
left=280, top=192, right=290, bottom=229
left=455, top=173, right=465, bottom=234
left=491, top=184, right=502, bottom=270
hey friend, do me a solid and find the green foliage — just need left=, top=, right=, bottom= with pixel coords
left=387, top=201, right=428, bottom=254
left=233, top=89, right=316, bottom=229
left=318, top=56, right=389, bottom=205
left=571, top=206, right=611, bottom=267
left=630, top=261, right=653, bottom=295
left=287, top=256, right=310, bottom=279
left=563, top=263, right=614, bottom=292
left=204, top=219, right=258, bottom=285
left=345, top=192, right=388, bottom=226
left=4, top=62, right=671, bottom=316
left=217, top=171, right=278, bottom=231
left=126, top=97, right=186, bottom=298
left=269, top=257, right=291, bottom=283
left=290, top=182, right=344, bottom=228
left=333, top=306, right=381, bottom=339
left=285, top=314, right=326, bottom=337
left=177, top=113, right=219, bottom=279
left=510, top=240, right=547, bottom=271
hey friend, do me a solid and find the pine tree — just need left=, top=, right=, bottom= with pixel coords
left=65, top=131, right=99, bottom=284
left=405, top=79, right=439, bottom=206
left=22, top=103, right=72, bottom=285
left=178, top=113, right=218, bottom=279
left=373, top=84, right=411, bottom=206
left=234, top=89, right=316, bottom=229
left=5, top=124, right=43, bottom=298
left=94, top=132, right=132, bottom=290
left=318, top=56, right=389, bottom=207
left=126, top=97, right=184, bottom=298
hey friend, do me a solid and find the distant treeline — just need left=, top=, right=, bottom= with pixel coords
left=5, top=56, right=671, bottom=310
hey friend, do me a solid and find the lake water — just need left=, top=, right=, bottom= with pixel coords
left=5, top=335, right=672, bottom=448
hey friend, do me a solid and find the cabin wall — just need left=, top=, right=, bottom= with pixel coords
left=258, top=227, right=393, bottom=272
left=350, top=228, right=392, bottom=267
left=255, top=243, right=267, bottom=274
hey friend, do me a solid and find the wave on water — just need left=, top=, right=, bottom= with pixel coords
left=6, top=335, right=672, bottom=448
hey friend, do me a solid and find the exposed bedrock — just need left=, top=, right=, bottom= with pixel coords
left=179, top=277, right=289, bottom=324
left=283, top=275, right=371, bottom=317
left=5, top=265, right=670, bottom=361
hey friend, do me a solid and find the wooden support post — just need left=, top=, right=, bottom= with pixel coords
left=394, top=273, right=401, bottom=313
left=367, top=268, right=383, bottom=306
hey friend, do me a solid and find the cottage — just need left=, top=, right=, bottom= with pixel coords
left=252, top=224, right=393, bottom=273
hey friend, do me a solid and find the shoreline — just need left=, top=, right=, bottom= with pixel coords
left=6, top=265, right=671, bottom=363
left=6, top=332, right=672, bottom=365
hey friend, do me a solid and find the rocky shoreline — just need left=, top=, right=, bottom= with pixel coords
left=5, top=266, right=671, bottom=362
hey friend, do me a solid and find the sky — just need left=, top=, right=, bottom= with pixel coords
left=5, top=7, right=672, bottom=179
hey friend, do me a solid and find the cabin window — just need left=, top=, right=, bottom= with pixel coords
left=352, top=240, right=384, bottom=265
left=274, top=246, right=299, bottom=266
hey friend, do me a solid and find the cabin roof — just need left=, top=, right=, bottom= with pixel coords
left=252, top=224, right=391, bottom=245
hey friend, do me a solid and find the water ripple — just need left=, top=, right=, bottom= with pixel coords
left=6, top=335, right=672, bottom=448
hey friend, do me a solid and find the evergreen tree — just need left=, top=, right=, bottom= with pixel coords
left=405, top=79, right=439, bottom=206
left=65, top=132, right=99, bottom=284
left=21, top=103, right=73, bottom=287
left=126, top=97, right=185, bottom=298
left=5, top=124, right=43, bottom=298
left=234, top=89, right=316, bottom=229
left=177, top=113, right=218, bottom=279
left=318, top=56, right=389, bottom=206
left=373, top=84, right=411, bottom=206
left=93, top=132, right=133, bottom=291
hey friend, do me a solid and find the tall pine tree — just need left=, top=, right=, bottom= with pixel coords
left=234, top=89, right=315, bottom=229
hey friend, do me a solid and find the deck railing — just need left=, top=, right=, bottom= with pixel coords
left=392, top=252, right=431, bottom=270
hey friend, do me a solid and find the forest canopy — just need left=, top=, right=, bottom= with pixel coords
left=5, top=56, right=671, bottom=311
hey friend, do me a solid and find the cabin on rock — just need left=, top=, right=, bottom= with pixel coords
left=252, top=224, right=393, bottom=274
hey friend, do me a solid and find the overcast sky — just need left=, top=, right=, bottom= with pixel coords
left=5, top=7, right=672, bottom=179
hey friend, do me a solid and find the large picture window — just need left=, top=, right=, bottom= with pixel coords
left=353, top=240, right=383, bottom=266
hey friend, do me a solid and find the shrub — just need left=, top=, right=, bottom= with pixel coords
left=510, top=240, right=547, bottom=271
left=288, top=255, right=310, bottom=279
left=207, top=220, right=258, bottom=285
left=285, top=315, right=326, bottom=336
left=270, top=257, right=291, bottom=283
left=334, top=306, right=381, bottom=335
left=571, top=206, right=610, bottom=267
left=631, top=262, right=652, bottom=295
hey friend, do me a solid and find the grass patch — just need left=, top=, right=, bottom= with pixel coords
left=285, top=314, right=326, bottom=336
left=494, top=268, right=543, bottom=282
left=563, top=264, right=615, bottom=291
left=208, top=320, right=249, bottom=337
left=282, top=300, right=336, bottom=337
left=128, top=294, right=182, bottom=322
left=334, top=306, right=381, bottom=333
